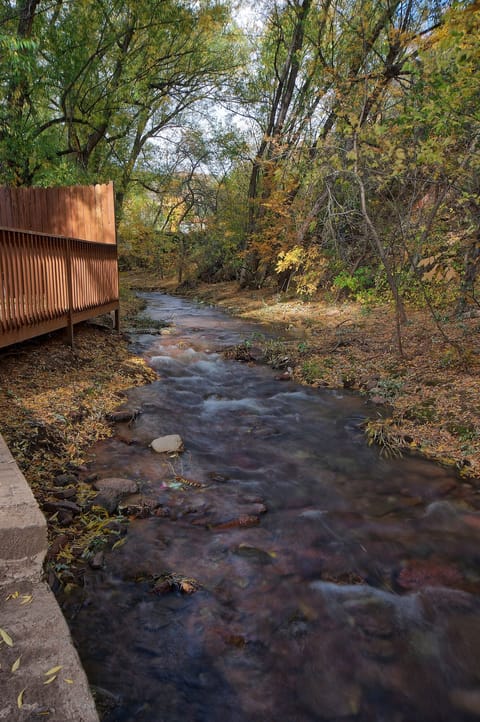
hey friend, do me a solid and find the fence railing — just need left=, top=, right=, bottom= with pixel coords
left=0, top=183, right=116, bottom=244
left=0, top=227, right=119, bottom=348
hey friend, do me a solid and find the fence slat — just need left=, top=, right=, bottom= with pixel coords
left=0, top=182, right=118, bottom=348
left=0, top=183, right=115, bottom=243
left=0, top=230, right=119, bottom=348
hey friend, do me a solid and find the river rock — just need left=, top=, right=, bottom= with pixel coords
left=58, top=510, right=74, bottom=526
left=397, top=559, right=463, bottom=591
left=301, top=667, right=362, bottom=719
left=92, top=477, right=139, bottom=514
left=450, top=689, right=480, bottom=716
left=106, top=409, right=140, bottom=423
left=53, top=472, right=77, bottom=487
left=118, top=493, right=159, bottom=518
left=150, top=434, right=184, bottom=454
left=52, top=487, right=77, bottom=500
left=89, top=551, right=105, bottom=570
left=43, top=499, right=81, bottom=515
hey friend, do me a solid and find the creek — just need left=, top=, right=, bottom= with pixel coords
left=65, top=293, right=480, bottom=722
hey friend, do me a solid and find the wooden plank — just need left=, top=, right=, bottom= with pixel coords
left=0, top=185, right=120, bottom=349
left=94, top=184, right=104, bottom=243
left=0, top=238, right=9, bottom=332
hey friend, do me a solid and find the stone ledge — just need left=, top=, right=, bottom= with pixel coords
left=0, top=434, right=99, bottom=721
left=0, top=579, right=99, bottom=721
left=0, top=434, right=47, bottom=584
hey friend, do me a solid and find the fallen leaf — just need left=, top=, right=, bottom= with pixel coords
left=0, top=628, right=13, bottom=647
left=5, top=591, right=19, bottom=600
left=64, top=678, right=74, bottom=684
left=112, top=537, right=126, bottom=550
left=180, top=581, right=196, bottom=594
left=11, top=656, right=21, bottom=672
left=17, top=688, right=25, bottom=708
left=20, top=595, right=33, bottom=605
left=44, top=675, right=57, bottom=685
left=44, top=665, right=62, bottom=676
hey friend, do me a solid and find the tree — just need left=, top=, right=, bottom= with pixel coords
left=0, top=0, right=243, bottom=210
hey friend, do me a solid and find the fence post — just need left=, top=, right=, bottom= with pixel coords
left=66, top=239, right=74, bottom=347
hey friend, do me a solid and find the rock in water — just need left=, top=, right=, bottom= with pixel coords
left=92, top=477, right=139, bottom=514
left=150, top=434, right=184, bottom=454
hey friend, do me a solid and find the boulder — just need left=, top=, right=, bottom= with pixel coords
left=150, top=434, right=184, bottom=454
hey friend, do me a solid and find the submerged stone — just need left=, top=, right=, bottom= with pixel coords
left=92, top=477, right=139, bottom=514
left=450, top=688, right=480, bottom=716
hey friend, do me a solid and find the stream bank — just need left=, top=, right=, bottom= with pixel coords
left=124, top=273, right=480, bottom=479
left=60, top=292, right=480, bottom=722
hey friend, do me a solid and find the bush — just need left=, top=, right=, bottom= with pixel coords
left=333, top=266, right=375, bottom=302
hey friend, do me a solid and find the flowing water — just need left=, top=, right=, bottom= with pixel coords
left=66, top=294, right=480, bottom=722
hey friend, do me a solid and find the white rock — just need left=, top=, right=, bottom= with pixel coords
left=150, top=434, right=184, bottom=454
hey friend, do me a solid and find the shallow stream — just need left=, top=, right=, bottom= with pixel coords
left=66, top=294, right=480, bottom=721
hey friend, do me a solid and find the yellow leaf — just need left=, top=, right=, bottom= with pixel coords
left=112, top=537, right=126, bottom=550
left=0, top=628, right=13, bottom=647
left=180, top=581, right=195, bottom=594
left=64, top=678, right=74, bottom=684
left=11, top=656, right=21, bottom=672
left=43, top=675, right=57, bottom=685
left=20, top=595, right=33, bottom=605
left=44, top=665, right=62, bottom=676
left=5, top=591, right=19, bottom=600
left=17, top=688, right=25, bottom=708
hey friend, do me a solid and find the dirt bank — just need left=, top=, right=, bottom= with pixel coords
left=0, top=289, right=157, bottom=585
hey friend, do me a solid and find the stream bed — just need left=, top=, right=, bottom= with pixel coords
left=65, top=293, right=480, bottom=722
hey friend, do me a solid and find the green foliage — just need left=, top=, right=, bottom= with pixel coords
left=333, top=267, right=375, bottom=302
left=369, top=378, right=404, bottom=402
left=301, top=360, right=324, bottom=384
left=405, top=401, right=438, bottom=424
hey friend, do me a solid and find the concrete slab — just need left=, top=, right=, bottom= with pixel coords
left=0, top=434, right=99, bottom=721
left=0, top=578, right=99, bottom=721
left=0, top=435, right=47, bottom=586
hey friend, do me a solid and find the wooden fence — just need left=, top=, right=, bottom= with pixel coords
left=0, top=183, right=116, bottom=244
left=0, top=184, right=119, bottom=349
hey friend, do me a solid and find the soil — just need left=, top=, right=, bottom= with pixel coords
left=0, top=287, right=157, bottom=586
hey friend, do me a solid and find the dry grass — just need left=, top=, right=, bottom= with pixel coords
left=187, top=281, right=480, bottom=478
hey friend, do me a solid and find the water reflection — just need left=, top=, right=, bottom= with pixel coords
left=66, top=294, right=480, bottom=722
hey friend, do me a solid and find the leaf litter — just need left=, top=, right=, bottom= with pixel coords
left=0, top=311, right=157, bottom=588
